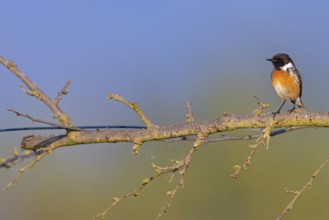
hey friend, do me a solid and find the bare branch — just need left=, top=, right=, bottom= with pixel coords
left=253, top=96, right=270, bottom=115
left=19, top=111, right=329, bottom=151
left=185, top=101, right=194, bottom=123
left=53, top=79, right=71, bottom=105
left=166, top=127, right=308, bottom=143
left=108, top=93, right=157, bottom=128
left=230, top=135, right=264, bottom=179
left=277, top=158, right=329, bottom=220
left=3, top=149, right=49, bottom=190
left=94, top=160, right=183, bottom=220
left=157, top=185, right=179, bottom=219
left=0, top=56, right=75, bottom=127
left=179, top=132, right=207, bottom=186
left=0, top=148, right=38, bottom=169
left=7, top=108, right=81, bottom=131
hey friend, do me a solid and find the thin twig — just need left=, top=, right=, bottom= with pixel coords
left=230, top=135, right=264, bottom=179
left=277, top=157, right=329, bottom=220
left=0, top=56, right=74, bottom=127
left=153, top=132, right=209, bottom=218
left=179, top=133, right=207, bottom=187
left=7, top=108, right=81, bottom=131
left=157, top=185, right=179, bottom=219
left=253, top=96, right=270, bottom=115
left=54, top=79, right=71, bottom=105
left=94, top=161, right=184, bottom=220
left=185, top=101, right=194, bottom=123
left=0, top=149, right=38, bottom=169
left=108, top=94, right=156, bottom=128
left=3, top=149, right=49, bottom=190
left=230, top=120, right=275, bottom=179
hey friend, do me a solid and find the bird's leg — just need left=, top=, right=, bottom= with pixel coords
left=288, top=101, right=297, bottom=113
left=272, top=100, right=286, bottom=118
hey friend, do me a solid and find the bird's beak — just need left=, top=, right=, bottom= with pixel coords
left=266, top=58, right=272, bottom=61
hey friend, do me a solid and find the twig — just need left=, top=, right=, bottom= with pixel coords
left=93, top=183, right=147, bottom=220
left=108, top=94, right=160, bottom=156
left=230, top=135, right=264, bottom=179
left=157, top=185, right=179, bottom=219
left=263, top=121, right=274, bottom=150
left=94, top=160, right=184, bottom=220
left=3, top=149, right=49, bottom=190
left=277, top=157, right=329, bottom=220
left=108, top=94, right=157, bottom=128
left=0, top=149, right=38, bottom=169
left=132, top=142, right=142, bottom=156
left=253, top=96, right=270, bottom=115
left=0, top=56, right=74, bottom=127
left=230, top=120, right=275, bottom=179
left=152, top=132, right=209, bottom=218
left=54, top=79, right=71, bottom=105
left=179, top=133, right=207, bottom=187
left=7, top=108, right=81, bottom=131
left=185, top=101, right=194, bottom=123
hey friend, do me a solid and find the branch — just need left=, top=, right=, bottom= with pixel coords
left=185, top=101, right=194, bottom=123
left=94, top=160, right=184, bottom=219
left=179, top=133, right=207, bottom=186
left=7, top=108, right=81, bottom=131
left=0, top=148, right=37, bottom=169
left=19, top=111, right=329, bottom=151
left=0, top=56, right=75, bottom=127
left=3, top=149, right=49, bottom=190
left=277, top=158, right=329, bottom=220
left=165, top=127, right=308, bottom=143
left=108, top=93, right=157, bottom=129
left=53, top=79, right=71, bottom=105
left=231, top=134, right=264, bottom=178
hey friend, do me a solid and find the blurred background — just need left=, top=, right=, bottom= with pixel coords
left=1, top=1, right=329, bottom=219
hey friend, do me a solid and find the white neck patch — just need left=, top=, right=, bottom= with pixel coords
left=280, top=62, right=294, bottom=71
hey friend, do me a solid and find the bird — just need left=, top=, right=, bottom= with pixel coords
left=266, top=53, right=304, bottom=115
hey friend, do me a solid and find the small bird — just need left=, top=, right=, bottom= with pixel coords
left=266, top=53, right=304, bottom=115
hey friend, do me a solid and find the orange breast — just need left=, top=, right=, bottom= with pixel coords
left=271, top=70, right=300, bottom=100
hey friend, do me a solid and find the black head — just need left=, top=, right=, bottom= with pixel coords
left=266, top=53, right=294, bottom=70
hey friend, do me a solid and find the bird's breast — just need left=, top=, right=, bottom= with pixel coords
left=271, top=70, right=301, bottom=100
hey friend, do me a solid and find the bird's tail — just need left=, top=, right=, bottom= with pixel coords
left=295, top=97, right=304, bottom=109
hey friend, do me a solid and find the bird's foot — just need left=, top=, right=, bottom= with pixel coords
left=288, top=108, right=296, bottom=113
left=271, top=111, right=280, bottom=119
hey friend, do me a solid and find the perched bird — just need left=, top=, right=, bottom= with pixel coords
left=266, top=53, right=304, bottom=115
